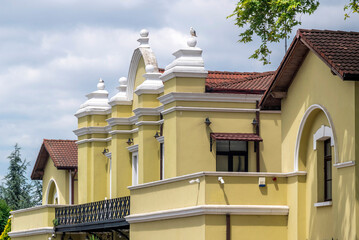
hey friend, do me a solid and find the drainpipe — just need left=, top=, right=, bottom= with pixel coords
left=71, top=169, right=77, bottom=204
left=69, top=170, right=72, bottom=205
left=256, top=101, right=260, bottom=172
left=226, top=214, right=231, bottom=240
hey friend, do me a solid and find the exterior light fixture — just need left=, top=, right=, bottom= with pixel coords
left=102, top=148, right=109, bottom=155
left=126, top=138, right=134, bottom=145
left=154, top=132, right=160, bottom=138
left=68, top=236, right=73, bottom=240
left=205, top=117, right=212, bottom=126
left=251, top=118, right=258, bottom=127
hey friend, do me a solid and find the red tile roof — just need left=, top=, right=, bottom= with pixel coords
left=298, top=29, right=359, bottom=79
left=210, top=133, right=263, bottom=142
left=159, top=68, right=275, bottom=94
left=206, top=71, right=275, bottom=94
left=31, top=139, right=77, bottom=180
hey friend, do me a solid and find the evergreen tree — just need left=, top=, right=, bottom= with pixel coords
left=0, top=144, right=34, bottom=210
left=32, top=180, right=42, bottom=206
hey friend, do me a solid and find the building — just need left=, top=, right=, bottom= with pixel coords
left=9, top=28, right=359, bottom=240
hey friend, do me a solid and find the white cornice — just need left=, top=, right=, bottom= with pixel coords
left=8, top=227, right=54, bottom=237
left=334, top=161, right=355, bottom=169
left=106, top=116, right=138, bottom=126
left=109, top=128, right=139, bottom=135
left=156, top=136, right=164, bottom=143
left=73, top=127, right=107, bottom=137
left=135, top=120, right=163, bottom=126
left=126, top=205, right=289, bottom=223
left=127, top=144, right=139, bottom=153
left=76, top=137, right=112, bottom=145
left=133, top=107, right=162, bottom=117
left=161, top=106, right=257, bottom=115
left=128, top=171, right=307, bottom=190
left=75, top=109, right=111, bottom=118
left=11, top=204, right=68, bottom=214
left=160, top=71, right=208, bottom=82
left=134, top=86, right=164, bottom=96
left=158, top=92, right=262, bottom=105
left=109, top=99, right=133, bottom=107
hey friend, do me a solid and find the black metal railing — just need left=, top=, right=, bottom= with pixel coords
left=55, top=196, right=130, bottom=226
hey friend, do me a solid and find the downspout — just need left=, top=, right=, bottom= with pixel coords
left=69, top=170, right=72, bottom=205
left=71, top=169, right=77, bottom=205
left=226, top=214, right=231, bottom=240
left=256, top=101, right=260, bottom=172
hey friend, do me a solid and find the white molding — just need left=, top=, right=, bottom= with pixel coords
left=334, top=161, right=355, bottom=169
left=134, top=86, right=164, bottom=96
left=161, top=71, right=208, bottom=82
left=156, top=136, right=164, bottom=143
left=133, top=107, right=161, bottom=117
left=76, top=137, right=112, bottom=145
left=109, top=99, right=133, bottom=107
left=8, top=227, right=54, bottom=237
left=260, top=110, right=281, bottom=114
left=73, top=127, right=107, bottom=137
left=45, top=178, right=60, bottom=205
left=158, top=92, right=262, bottom=105
left=127, top=144, right=139, bottom=153
left=11, top=204, right=68, bottom=214
left=105, top=152, right=112, bottom=158
left=314, top=201, right=332, bottom=207
left=75, top=109, right=111, bottom=118
left=313, top=125, right=334, bottom=150
left=294, top=104, right=338, bottom=171
left=162, top=106, right=257, bottom=115
left=135, top=120, right=163, bottom=126
left=108, top=128, right=139, bottom=135
left=126, top=205, right=289, bottom=223
left=128, top=171, right=307, bottom=190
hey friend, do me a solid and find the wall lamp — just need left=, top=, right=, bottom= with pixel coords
left=154, top=131, right=160, bottom=138
left=102, top=148, right=109, bottom=155
left=205, top=117, right=212, bottom=126
left=127, top=138, right=134, bottom=145
left=218, top=177, right=225, bottom=184
left=251, top=118, right=258, bottom=128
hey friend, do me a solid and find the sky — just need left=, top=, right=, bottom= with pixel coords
left=0, top=0, right=358, bottom=181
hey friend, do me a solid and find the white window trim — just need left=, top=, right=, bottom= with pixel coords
left=45, top=178, right=60, bottom=205
left=127, top=144, right=139, bottom=153
left=314, top=201, right=332, bottom=208
left=132, top=152, right=139, bottom=186
left=313, top=125, right=334, bottom=150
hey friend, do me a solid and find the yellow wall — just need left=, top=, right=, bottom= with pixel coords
left=42, top=157, right=68, bottom=205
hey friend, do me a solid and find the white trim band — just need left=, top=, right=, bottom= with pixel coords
left=156, top=136, right=164, bottom=143
left=126, top=205, right=289, bottom=223
left=158, top=92, right=262, bottom=105
left=9, top=227, right=54, bottom=237
left=75, top=109, right=111, bottom=118
left=128, top=171, right=307, bottom=190
left=73, top=127, right=108, bottom=137
left=162, top=106, right=257, bottom=115
left=136, top=120, right=163, bottom=126
left=76, top=137, right=112, bottom=145
left=11, top=204, right=68, bottom=214
left=109, top=128, right=139, bottom=135
left=334, top=161, right=355, bottom=169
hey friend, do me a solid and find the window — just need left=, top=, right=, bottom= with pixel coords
left=324, top=139, right=332, bottom=201
left=160, top=143, right=164, bottom=180
left=216, top=141, right=248, bottom=172
left=132, top=152, right=138, bottom=186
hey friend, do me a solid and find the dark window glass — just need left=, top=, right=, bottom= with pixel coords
left=216, top=141, right=248, bottom=172
left=324, top=139, right=332, bottom=201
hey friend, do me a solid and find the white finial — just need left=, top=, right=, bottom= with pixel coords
left=145, top=64, right=155, bottom=73
left=119, top=77, right=127, bottom=86
left=140, top=29, right=149, bottom=37
left=187, top=37, right=197, bottom=47
left=190, top=27, right=197, bottom=37
left=97, top=78, right=105, bottom=90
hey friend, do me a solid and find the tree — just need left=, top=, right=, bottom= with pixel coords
left=32, top=180, right=42, bottom=206
left=0, top=144, right=34, bottom=210
left=229, top=0, right=359, bottom=64
left=0, top=200, right=10, bottom=235
left=0, top=218, right=11, bottom=240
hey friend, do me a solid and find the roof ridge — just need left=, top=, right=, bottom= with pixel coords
left=299, top=29, right=359, bottom=35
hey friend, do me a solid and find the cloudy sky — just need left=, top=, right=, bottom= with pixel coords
left=0, top=0, right=358, bottom=181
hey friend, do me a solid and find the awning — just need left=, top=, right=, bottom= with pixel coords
left=210, top=133, right=263, bottom=142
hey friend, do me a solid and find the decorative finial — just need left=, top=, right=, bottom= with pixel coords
left=190, top=27, right=197, bottom=37
left=145, top=64, right=155, bottom=73
left=97, top=78, right=105, bottom=90
left=140, top=29, right=149, bottom=37
left=119, top=77, right=127, bottom=86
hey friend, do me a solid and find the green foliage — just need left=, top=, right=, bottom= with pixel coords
left=229, top=0, right=358, bottom=65
left=32, top=180, right=42, bottom=206
left=0, top=200, right=10, bottom=234
left=88, top=235, right=100, bottom=240
left=228, top=0, right=319, bottom=64
left=0, top=218, right=11, bottom=240
left=345, top=0, right=359, bottom=19
left=0, top=144, right=35, bottom=210
left=53, top=218, right=59, bottom=227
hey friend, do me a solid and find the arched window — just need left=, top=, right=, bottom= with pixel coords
left=46, top=179, right=60, bottom=205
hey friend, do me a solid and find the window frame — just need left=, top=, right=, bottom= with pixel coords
left=324, top=139, right=332, bottom=201
left=216, top=141, right=249, bottom=172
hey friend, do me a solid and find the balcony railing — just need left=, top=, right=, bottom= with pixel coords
left=55, top=196, right=130, bottom=230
